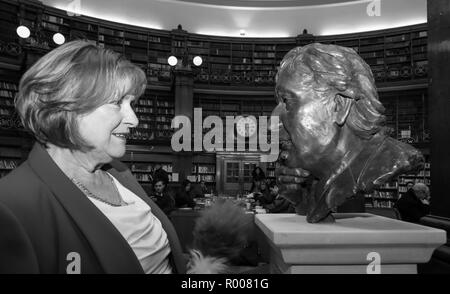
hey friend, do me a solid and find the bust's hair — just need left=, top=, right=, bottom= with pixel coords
left=15, top=40, right=146, bottom=151
left=276, top=43, right=386, bottom=139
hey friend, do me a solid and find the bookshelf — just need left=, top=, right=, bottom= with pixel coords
left=379, top=89, right=429, bottom=144
left=121, top=148, right=175, bottom=186
left=365, top=159, right=431, bottom=209
left=365, top=183, right=398, bottom=209
left=0, top=0, right=432, bottom=194
left=0, top=1, right=429, bottom=89
left=128, top=162, right=174, bottom=184
left=398, top=161, right=431, bottom=197
left=231, top=42, right=253, bottom=85
left=0, top=80, right=19, bottom=130
left=130, top=89, right=174, bottom=142
left=253, top=44, right=277, bottom=85
left=191, top=163, right=216, bottom=184
left=265, top=161, right=276, bottom=181
left=0, top=156, right=20, bottom=179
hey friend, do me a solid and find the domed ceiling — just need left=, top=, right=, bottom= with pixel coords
left=41, top=0, right=426, bottom=37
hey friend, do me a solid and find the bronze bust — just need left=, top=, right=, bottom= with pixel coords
left=272, top=43, right=424, bottom=223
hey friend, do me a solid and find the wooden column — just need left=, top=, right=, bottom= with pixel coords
left=428, top=0, right=450, bottom=219
left=419, top=0, right=450, bottom=273
left=173, top=68, right=194, bottom=182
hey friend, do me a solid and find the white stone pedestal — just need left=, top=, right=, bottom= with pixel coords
left=255, top=213, right=446, bottom=274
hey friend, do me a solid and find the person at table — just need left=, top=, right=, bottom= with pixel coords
left=252, top=166, right=266, bottom=182
left=153, top=163, right=169, bottom=184
left=199, top=180, right=210, bottom=196
left=0, top=40, right=185, bottom=273
left=254, top=180, right=273, bottom=206
left=264, top=181, right=295, bottom=213
left=150, top=179, right=176, bottom=215
left=250, top=180, right=262, bottom=194
left=192, top=180, right=208, bottom=198
left=175, top=179, right=196, bottom=209
left=394, top=182, right=430, bottom=223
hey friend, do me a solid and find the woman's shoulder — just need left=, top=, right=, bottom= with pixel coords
left=0, top=160, right=48, bottom=210
left=0, top=160, right=39, bottom=191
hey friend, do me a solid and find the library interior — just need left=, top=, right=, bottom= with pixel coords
left=0, top=0, right=449, bottom=274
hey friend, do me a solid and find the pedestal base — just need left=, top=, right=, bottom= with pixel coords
left=255, top=213, right=446, bottom=274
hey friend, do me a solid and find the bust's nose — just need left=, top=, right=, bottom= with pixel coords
left=270, top=103, right=291, bottom=142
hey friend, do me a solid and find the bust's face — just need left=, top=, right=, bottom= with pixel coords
left=274, top=70, right=340, bottom=169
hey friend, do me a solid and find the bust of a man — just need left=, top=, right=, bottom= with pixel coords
left=273, top=43, right=424, bottom=223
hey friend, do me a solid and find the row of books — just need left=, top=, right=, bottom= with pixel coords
left=0, top=90, right=14, bottom=98
left=0, top=99, right=14, bottom=106
left=0, top=159, right=18, bottom=170
left=398, top=178, right=431, bottom=186
left=0, top=82, right=17, bottom=91
left=0, top=108, right=12, bottom=115
left=0, top=117, right=22, bottom=129
left=193, top=166, right=216, bottom=174
left=365, top=200, right=395, bottom=208
left=365, top=191, right=397, bottom=199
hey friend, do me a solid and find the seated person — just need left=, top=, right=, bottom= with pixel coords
left=199, top=180, right=210, bottom=196
left=152, top=163, right=169, bottom=184
left=405, top=181, right=415, bottom=193
left=252, top=167, right=266, bottom=182
left=394, top=183, right=430, bottom=223
left=150, top=180, right=175, bottom=215
left=249, top=180, right=262, bottom=194
left=192, top=180, right=209, bottom=198
left=264, top=182, right=295, bottom=213
left=175, top=179, right=196, bottom=208
left=254, top=180, right=273, bottom=206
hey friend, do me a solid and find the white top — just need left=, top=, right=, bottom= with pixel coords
left=87, top=173, right=173, bottom=274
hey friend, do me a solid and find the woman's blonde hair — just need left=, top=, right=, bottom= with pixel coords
left=15, top=40, right=147, bottom=150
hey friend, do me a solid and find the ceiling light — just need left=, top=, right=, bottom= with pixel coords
left=53, top=33, right=65, bottom=45
left=16, top=25, right=30, bottom=38
left=168, top=56, right=178, bottom=66
left=193, top=56, right=202, bottom=66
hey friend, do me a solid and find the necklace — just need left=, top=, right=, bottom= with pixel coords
left=71, top=173, right=126, bottom=207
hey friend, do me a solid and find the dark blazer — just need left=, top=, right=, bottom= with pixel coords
left=151, top=190, right=176, bottom=215
left=174, top=189, right=195, bottom=209
left=0, top=143, right=186, bottom=274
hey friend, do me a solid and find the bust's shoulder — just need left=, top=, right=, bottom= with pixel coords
left=380, top=136, right=424, bottom=169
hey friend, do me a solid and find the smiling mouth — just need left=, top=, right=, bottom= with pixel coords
left=112, top=133, right=129, bottom=139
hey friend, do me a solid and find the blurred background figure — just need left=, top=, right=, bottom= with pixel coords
left=252, top=166, right=266, bottom=182
left=264, top=181, right=295, bottom=213
left=406, top=181, right=415, bottom=192
left=152, top=163, right=169, bottom=184
left=175, top=179, right=196, bottom=209
left=254, top=180, right=273, bottom=206
left=150, top=179, right=175, bottom=215
left=199, top=180, right=209, bottom=195
left=395, top=183, right=430, bottom=223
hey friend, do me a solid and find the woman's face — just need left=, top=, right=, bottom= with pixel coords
left=77, top=94, right=138, bottom=163
left=185, top=183, right=191, bottom=191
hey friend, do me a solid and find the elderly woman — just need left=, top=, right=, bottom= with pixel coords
left=0, top=40, right=185, bottom=274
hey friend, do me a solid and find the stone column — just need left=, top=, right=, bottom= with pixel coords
left=172, top=68, right=194, bottom=181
